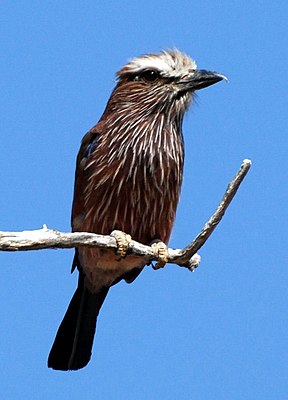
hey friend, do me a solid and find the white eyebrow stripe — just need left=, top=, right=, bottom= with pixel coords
left=131, top=57, right=172, bottom=72
left=117, top=50, right=197, bottom=79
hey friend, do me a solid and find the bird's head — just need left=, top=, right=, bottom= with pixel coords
left=106, top=49, right=226, bottom=120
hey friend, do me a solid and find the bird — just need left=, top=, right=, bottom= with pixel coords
left=48, top=49, right=226, bottom=370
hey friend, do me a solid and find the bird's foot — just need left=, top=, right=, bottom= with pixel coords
left=110, top=230, right=132, bottom=260
left=151, top=241, right=169, bottom=269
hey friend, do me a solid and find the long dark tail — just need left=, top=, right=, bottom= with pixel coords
left=48, top=269, right=109, bottom=371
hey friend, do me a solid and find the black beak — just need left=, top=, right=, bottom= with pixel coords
left=179, top=69, right=227, bottom=91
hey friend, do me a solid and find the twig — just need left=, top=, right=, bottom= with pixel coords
left=169, top=158, right=252, bottom=266
left=0, top=159, right=251, bottom=271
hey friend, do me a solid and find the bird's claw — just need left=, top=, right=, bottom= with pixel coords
left=110, top=230, right=132, bottom=259
left=151, top=241, right=169, bottom=269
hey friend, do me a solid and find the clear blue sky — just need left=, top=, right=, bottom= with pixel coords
left=1, top=1, right=287, bottom=399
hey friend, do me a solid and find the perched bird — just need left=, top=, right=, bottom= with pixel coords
left=48, top=49, right=226, bottom=370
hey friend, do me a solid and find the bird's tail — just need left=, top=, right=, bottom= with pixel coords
left=48, top=269, right=109, bottom=371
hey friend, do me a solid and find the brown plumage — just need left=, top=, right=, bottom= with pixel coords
left=48, top=49, right=226, bottom=370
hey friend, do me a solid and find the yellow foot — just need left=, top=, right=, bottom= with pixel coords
left=151, top=241, right=169, bottom=269
left=110, top=230, right=132, bottom=259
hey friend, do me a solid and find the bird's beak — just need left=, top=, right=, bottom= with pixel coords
left=178, top=70, right=227, bottom=92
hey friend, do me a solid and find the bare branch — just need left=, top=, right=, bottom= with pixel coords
left=169, top=158, right=252, bottom=266
left=0, top=159, right=251, bottom=271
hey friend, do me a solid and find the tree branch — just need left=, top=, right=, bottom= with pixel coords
left=0, top=159, right=251, bottom=271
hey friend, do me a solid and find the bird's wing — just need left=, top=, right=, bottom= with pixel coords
left=71, top=126, right=99, bottom=231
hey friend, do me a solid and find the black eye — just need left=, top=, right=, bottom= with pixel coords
left=140, top=69, right=160, bottom=82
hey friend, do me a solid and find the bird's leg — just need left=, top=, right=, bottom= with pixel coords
left=151, top=240, right=169, bottom=269
left=110, top=230, right=132, bottom=260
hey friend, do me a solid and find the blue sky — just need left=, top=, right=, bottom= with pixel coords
left=0, top=1, right=287, bottom=399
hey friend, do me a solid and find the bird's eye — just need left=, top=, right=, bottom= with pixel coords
left=140, top=69, right=160, bottom=82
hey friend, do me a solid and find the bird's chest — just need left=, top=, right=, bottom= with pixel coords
left=81, top=138, right=183, bottom=243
